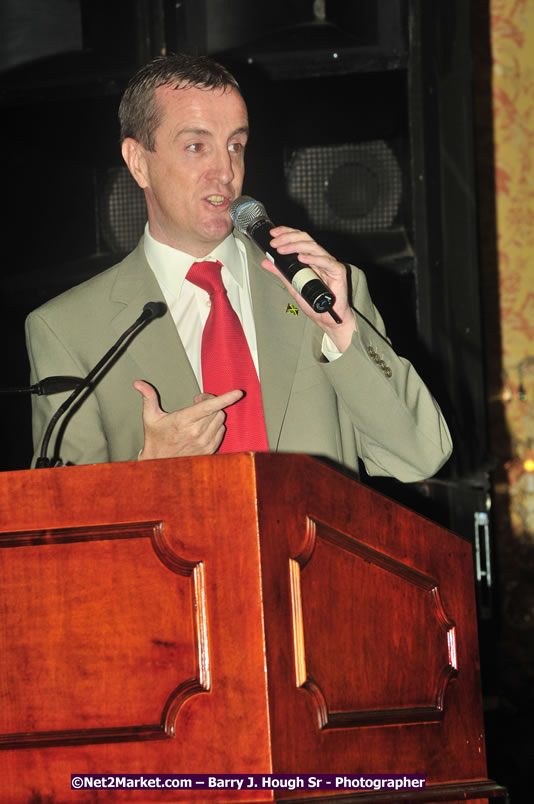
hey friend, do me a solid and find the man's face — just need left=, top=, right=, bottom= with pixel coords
left=124, top=84, right=248, bottom=257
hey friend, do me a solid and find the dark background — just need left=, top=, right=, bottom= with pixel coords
left=0, top=1, right=524, bottom=798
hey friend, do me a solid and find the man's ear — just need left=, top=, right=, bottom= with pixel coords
left=121, top=137, right=150, bottom=189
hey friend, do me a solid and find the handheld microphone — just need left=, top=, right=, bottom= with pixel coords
left=36, top=301, right=167, bottom=468
left=229, top=195, right=341, bottom=323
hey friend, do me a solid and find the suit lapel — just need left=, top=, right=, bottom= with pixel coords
left=109, top=240, right=201, bottom=412
left=241, top=234, right=308, bottom=449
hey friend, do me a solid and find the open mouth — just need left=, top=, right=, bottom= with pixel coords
left=206, top=195, right=227, bottom=207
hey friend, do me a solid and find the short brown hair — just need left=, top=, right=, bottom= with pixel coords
left=118, top=52, right=242, bottom=151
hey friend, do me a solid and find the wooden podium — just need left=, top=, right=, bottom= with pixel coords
left=0, top=454, right=502, bottom=802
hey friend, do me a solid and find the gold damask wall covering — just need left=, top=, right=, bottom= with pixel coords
left=476, top=0, right=534, bottom=688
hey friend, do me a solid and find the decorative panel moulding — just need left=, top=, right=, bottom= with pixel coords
left=290, top=518, right=457, bottom=729
left=0, top=521, right=210, bottom=749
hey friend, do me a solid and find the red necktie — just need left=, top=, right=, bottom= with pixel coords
left=186, top=260, right=269, bottom=453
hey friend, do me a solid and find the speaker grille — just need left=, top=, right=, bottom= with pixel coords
left=97, top=167, right=147, bottom=254
left=284, top=141, right=403, bottom=234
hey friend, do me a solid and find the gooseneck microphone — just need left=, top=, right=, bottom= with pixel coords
left=36, top=301, right=167, bottom=468
left=229, top=195, right=341, bottom=324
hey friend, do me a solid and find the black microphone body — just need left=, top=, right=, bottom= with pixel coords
left=229, top=196, right=337, bottom=316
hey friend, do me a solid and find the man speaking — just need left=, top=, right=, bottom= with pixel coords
left=26, top=52, right=452, bottom=481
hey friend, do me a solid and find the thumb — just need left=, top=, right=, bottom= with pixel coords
left=133, top=380, right=165, bottom=422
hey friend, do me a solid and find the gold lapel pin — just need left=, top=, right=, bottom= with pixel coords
left=286, top=304, right=299, bottom=316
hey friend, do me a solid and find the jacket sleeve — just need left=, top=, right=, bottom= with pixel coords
left=320, top=265, right=452, bottom=483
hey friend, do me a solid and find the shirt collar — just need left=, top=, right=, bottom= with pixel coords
left=143, top=223, right=245, bottom=297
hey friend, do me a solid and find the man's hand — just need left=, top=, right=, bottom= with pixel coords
left=133, top=380, right=244, bottom=459
left=261, top=226, right=356, bottom=353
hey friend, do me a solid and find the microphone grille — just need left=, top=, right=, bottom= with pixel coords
left=143, top=301, right=168, bottom=319
left=229, top=195, right=268, bottom=234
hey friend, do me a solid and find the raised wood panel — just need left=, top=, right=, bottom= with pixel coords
left=291, top=518, right=457, bottom=727
left=0, top=522, right=209, bottom=748
left=254, top=454, right=489, bottom=788
left=0, top=456, right=275, bottom=802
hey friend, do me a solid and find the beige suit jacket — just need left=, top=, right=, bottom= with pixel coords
left=25, top=234, right=452, bottom=481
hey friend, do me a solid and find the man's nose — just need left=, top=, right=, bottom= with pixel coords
left=210, top=146, right=234, bottom=184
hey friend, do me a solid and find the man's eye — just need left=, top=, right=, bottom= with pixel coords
left=187, top=143, right=203, bottom=153
left=229, top=142, right=244, bottom=154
